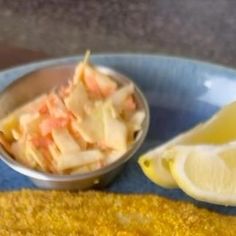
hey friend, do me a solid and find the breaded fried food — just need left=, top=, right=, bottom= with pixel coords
left=0, top=190, right=235, bottom=236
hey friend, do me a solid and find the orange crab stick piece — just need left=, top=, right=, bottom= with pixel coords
left=39, top=117, right=68, bottom=136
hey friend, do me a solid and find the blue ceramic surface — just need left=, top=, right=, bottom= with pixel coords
left=0, top=54, right=236, bottom=215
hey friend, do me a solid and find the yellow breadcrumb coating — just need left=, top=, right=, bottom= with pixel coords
left=0, top=190, right=235, bottom=236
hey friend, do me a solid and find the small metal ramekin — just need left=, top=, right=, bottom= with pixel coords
left=0, top=63, right=150, bottom=190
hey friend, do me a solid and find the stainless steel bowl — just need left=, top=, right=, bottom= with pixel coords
left=0, top=64, right=150, bottom=190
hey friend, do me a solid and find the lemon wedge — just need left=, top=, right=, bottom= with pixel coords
left=138, top=152, right=176, bottom=188
left=139, top=101, right=236, bottom=188
left=138, top=148, right=177, bottom=188
left=167, top=143, right=236, bottom=206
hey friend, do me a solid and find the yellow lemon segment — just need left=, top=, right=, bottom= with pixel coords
left=138, top=101, right=236, bottom=188
left=168, top=143, right=236, bottom=206
left=138, top=154, right=176, bottom=188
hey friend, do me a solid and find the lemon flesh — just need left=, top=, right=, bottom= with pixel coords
left=168, top=143, right=236, bottom=206
left=138, top=101, right=236, bottom=188
left=138, top=153, right=176, bottom=188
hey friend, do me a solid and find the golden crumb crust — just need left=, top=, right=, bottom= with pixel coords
left=0, top=190, right=235, bottom=236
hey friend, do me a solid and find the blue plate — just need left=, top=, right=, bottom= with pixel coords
left=0, top=54, right=236, bottom=215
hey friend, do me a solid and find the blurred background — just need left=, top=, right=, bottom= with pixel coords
left=0, top=0, right=235, bottom=69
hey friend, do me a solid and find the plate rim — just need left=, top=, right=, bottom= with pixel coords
left=1, top=53, right=236, bottom=77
